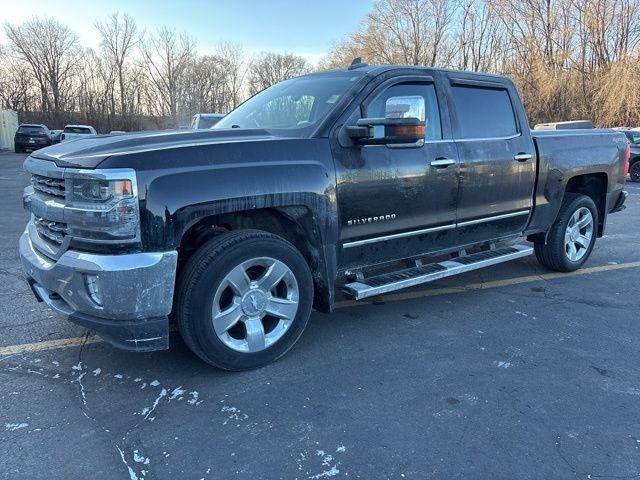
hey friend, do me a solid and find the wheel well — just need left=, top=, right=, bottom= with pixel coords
left=177, top=207, right=331, bottom=312
left=564, top=173, right=608, bottom=236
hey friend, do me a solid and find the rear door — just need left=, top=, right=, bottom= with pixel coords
left=446, top=75, right=536, bottom=245
left=335, top=73, right=460, bottom=269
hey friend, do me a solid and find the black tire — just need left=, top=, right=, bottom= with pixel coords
left=629, top=159, right=640, bottom=183
left=534, top=193, right=598, bottom=272
left=14, top=146, right=22, bottom=153
left=175, top=229, right=313, bottom=370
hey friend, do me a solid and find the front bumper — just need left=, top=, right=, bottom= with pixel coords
left=20, top=229, right=178, bottom=352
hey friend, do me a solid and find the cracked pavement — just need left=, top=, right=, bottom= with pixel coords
left=1, top=151, right=639, bottom=479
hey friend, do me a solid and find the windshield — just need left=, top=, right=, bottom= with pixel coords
left=213, top=72, right=365, bottom=137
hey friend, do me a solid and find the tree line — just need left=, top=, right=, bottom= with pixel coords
left=0, top=14, right=311, bottom=132
left=323, top=0, right=640, bottom=127
left=2, top=1, right=640, bottom=132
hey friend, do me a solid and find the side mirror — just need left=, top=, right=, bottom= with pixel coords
left=346, top=94, right=426, bottom=145
left=346, top=117, right=425, bottom=145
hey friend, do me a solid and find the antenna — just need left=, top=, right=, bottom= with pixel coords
left=348, top=57, right=368, bottom=70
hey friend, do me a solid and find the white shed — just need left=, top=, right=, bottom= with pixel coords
left=0, top=110, right=19, bottom=150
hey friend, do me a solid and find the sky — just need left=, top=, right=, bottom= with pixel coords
left=0, top=0, right=375, bottom=63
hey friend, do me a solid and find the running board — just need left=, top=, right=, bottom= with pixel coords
left=343, top=244, right=533, bottom=300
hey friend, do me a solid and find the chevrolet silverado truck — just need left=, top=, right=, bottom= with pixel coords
left=20, top=64, right=629, bottom=370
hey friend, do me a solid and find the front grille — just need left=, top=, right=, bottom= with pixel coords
left=34, top=216, right=67, bottom=245
left=31, top=174, right=65, bottom=198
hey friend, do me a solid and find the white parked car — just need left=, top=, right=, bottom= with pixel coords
left=60, top=124, right=97, bottom=142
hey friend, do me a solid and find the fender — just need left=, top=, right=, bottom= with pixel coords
left=526, top=129, right=627, bottom=238
left=117, top=137, right=340, bottom=310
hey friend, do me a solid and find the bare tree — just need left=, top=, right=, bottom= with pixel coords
left=140, top=27, right=195, bottom=124
left=248, top=52, right=310, bottom=95
left=95, top=12, right=139, bottom=128
left=4, top=17, right=80, bottom=124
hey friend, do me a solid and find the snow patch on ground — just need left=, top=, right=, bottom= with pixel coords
left=5, top=423, right=28, bottom=431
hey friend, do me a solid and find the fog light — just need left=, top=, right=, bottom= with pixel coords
left=84, top=274, right=103, bottom=307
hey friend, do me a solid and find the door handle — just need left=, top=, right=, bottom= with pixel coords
left=430, top=158, right=456, bottom=168
left=514, top=153, right=533, bottom=162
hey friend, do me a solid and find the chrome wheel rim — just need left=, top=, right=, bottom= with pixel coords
left=564, top=207, right=593, bottom=262
left=212, top=257, right=299, bottom=353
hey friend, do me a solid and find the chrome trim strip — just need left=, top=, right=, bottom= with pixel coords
left=342, top=210, right=531, bottom=248
left=454, top=133, right=521, bottom=142
left=342, top=223, right=456, bottom=249
left=456, top=210, right=530, bottom=227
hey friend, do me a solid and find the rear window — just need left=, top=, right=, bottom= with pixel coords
left=452, top=85, right=518, bottom=138
left=17, top=126, right=45, bottom=135
left=64, top=127, right=92, bottom=134
left=199, top=117, right=223, bottom=129
left=625, top=131, right=640, bottom=144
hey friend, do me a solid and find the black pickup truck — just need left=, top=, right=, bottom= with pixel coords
left=20, top=64, right=629, bottom=370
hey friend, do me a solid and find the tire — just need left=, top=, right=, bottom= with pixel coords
left=629, top=159, right=640, bottom=183
left=534, top=193, right=598, bottom=272
left=14, top=146, right=22, bottom=153
left=175, top=230, right=313, bottom=370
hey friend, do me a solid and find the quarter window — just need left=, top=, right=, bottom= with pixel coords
left=451, top=85, right=518, bottom=138
left=364, top=82, right=442, bottom=141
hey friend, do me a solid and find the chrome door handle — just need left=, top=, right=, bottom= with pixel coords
left=430, top=158, right=455, bottom=168
left=514, top=153, right=533, bottom=162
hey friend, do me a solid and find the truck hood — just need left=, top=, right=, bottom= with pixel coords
left=31, top=128, right=278, bottom=168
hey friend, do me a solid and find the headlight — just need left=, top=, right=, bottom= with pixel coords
left=64, top=169, right=140, bottom=243
left=71, top=179, right=133, bottom=203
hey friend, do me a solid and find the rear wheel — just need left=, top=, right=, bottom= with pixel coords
left=534, top=194, right=598, bottom=272
left=175, top=230, right=313, bottom=370
left=629, top=159, right=640, bottom=183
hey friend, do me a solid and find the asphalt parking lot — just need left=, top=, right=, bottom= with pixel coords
left=1, top=150, right=639, bottom=480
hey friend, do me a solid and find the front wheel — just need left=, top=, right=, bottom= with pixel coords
left=175, top=230, right=313, bottom=370
left=629, top=159, right=640, bottom=183
left=534, top=194, right=598, bottom=272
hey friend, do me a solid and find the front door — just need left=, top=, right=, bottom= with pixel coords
left=335, top=77, right=460, bottom=270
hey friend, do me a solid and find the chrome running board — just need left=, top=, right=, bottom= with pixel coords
left=342, top=244, right=534, bottom=300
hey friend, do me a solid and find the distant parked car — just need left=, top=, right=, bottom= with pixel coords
left=614, top=128, right=640, bottom=182
left=60, top=124, right=97, bottom=142
left=191, top=113, right=225, bottom=129
left=50, top=129, right=63, bottom=144
left=14, top=124, right=52, bottom=153
left=534, top=120, right=595, bottom=130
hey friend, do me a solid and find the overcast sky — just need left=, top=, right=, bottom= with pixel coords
left=0, top=0, right=374, bottom=63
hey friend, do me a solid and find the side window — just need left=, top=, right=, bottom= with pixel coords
left=451, top=85, right=518, bottom=138
left=364, top=82, right=442, bottom=141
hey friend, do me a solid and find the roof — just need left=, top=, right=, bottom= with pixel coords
left=64, top=124, right=94, bottom=128
left=19, top=124, right=46, bottom=127
left=324, top=63, right=510, bottom=82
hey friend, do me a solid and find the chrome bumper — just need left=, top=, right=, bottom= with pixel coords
left=20, top=229, right=178, bottom=351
